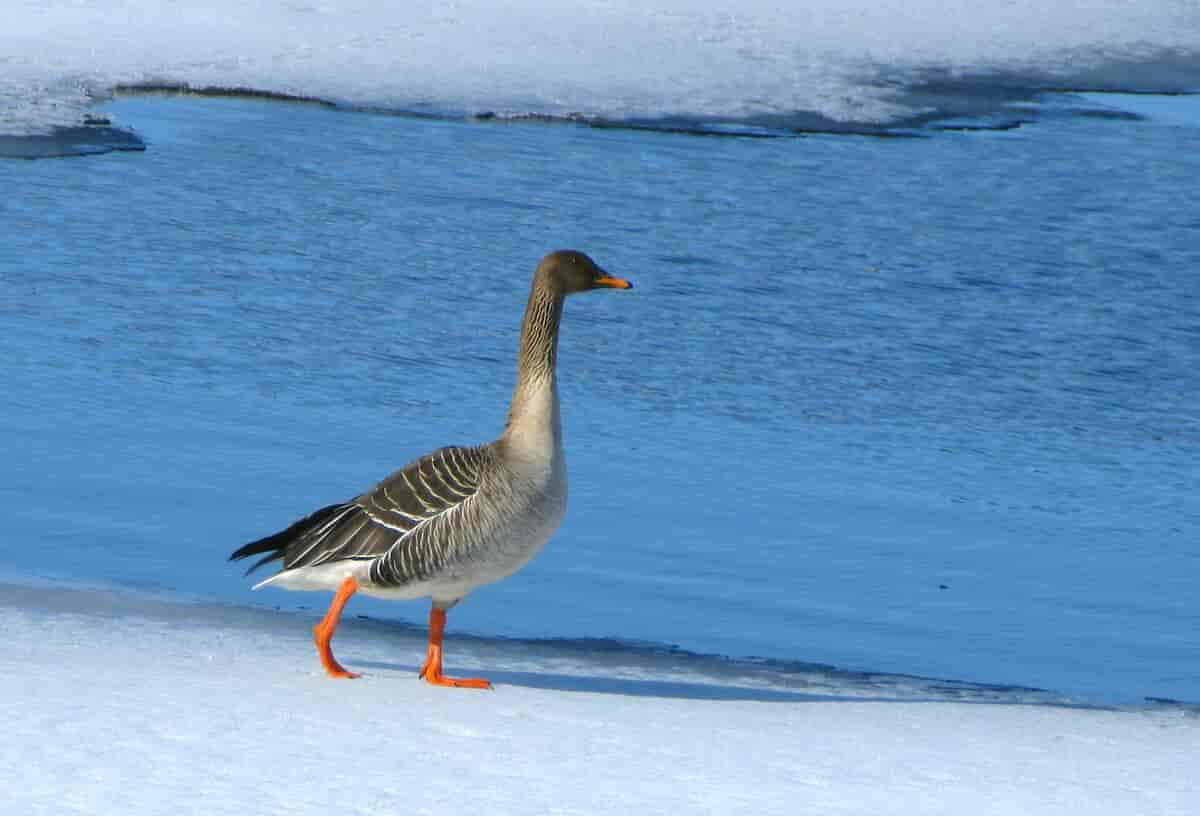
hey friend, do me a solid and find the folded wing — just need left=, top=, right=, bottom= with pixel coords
left=230, top=445, right=489, bottom=585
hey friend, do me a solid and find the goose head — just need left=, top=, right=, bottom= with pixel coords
left=536, top=250, right=632, bottom=296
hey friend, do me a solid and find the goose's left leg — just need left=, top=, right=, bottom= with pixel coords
left=419, top=604, right=491, bottom=689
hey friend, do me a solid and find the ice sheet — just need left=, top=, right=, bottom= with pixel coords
left=3, top=1, right=1199, bottom=135
left=2, top=583, right=1196, bottom=815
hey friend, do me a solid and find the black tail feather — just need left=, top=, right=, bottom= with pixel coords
left=229, top=502, right=348, bottom=576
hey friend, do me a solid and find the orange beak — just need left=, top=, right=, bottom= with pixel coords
left=595, top=275, right=633, bottom=290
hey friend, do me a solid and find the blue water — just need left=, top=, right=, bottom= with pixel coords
left=2, top=92, right=1198, bottom=703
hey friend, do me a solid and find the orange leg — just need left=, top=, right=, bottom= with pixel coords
left=312, top=576, right=361, bottom=679
left=418, top=606, right=492, bottom=689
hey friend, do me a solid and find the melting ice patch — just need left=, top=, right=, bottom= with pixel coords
left=2, top=0, right=1199, bottom=144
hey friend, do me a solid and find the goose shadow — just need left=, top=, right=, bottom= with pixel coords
left=328, top=611, right=1109, bottom=708
left=348, top=657, right=1110, bottom=709
left=341, top=614, right=1098, bottom=707
left=352, top=660, right=840, bottom=702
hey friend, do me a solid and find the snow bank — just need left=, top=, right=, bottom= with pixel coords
left=4, top=582, right=1195, bottom=815
left=3, top=1, right=1200, bottom=134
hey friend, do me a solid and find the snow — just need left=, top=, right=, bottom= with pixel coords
left=4, top=581, right=1196, bottom=815
left=3, top=0, right=1199, bottom=134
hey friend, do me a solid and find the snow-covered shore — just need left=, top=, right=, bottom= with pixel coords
left=4, top=582, right=1195, bottom=815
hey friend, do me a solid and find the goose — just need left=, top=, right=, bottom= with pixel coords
left=230, top=250, right=632, bottom=688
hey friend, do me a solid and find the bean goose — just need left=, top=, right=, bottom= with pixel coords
left=229, top=250, right=632, bottom=687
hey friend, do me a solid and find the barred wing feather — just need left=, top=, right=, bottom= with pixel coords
left=231, top=446, right=488, bottom=585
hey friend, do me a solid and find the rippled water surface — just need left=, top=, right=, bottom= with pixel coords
left=2, top=94, right=1198, bottom=702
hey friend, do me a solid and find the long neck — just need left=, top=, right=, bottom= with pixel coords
left=503, top=283, right=564, bottom=449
